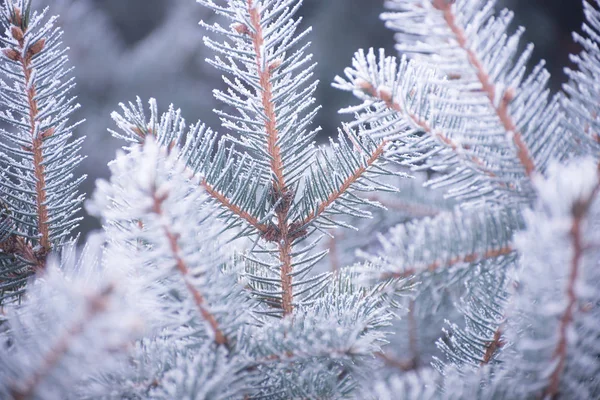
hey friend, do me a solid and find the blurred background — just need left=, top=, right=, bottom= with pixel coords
left=33, top=0, right=580, bottom=233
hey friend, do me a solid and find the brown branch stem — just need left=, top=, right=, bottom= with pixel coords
left=1, top=10, right=52, bottom=270
left=247, top=0, right=294, bottom=315
left=201, top=179, right=268, bottom=234
left=14, top=22, right=51, bottom=256
left=481, top=325, right=504, bottom=365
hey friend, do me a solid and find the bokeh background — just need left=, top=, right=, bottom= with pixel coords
left=34, top=0, right=580, bottom=233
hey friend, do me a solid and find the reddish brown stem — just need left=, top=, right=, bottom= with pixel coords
left=481, top=325, right=504, bottom=365
left=151, top=191, right=228, bottom=347
left=201, top=179, right=268, bottom=234
left=15, top=26, right=51, bottom=256
left=433, top=0, right=535, bottom=177
left=1, top=11, right=52, bottom=271
left=247, top=0, right=294, bottom=315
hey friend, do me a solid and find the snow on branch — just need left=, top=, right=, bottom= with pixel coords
left=105, top=0, right=402, bottom=318
left=335, top=49, right=508, bottom=203
left=91, top=138, right=251, bottom=349
left=498, top=158, right=600, bottom=399
left=366, top=0, right=572, bottom=201
left=563, top=0, right=600, bottom=155
left=0, top=239, right=144, bottom=399
left=369, top=205, right=521, bottom=283
left=0, top=0, right=85, bottom=300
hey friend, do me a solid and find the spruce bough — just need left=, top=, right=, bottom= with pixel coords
left=0, top=0, right=598, bottom=398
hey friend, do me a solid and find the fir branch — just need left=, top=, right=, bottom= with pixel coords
left=301, top=140, right=387, bottom=228
left=499, top=158, right=600, bottom=399
left=371, top=205, right=521, bottom=283
left=380, top=245, right=513, bottom=280
left=353, top=76, right=495, bottom=177
left=562, top=0, right=600, bottom=154
left=9, top=283, right=115, bottom=400
left=149, top=184, right=229, bottom=347
left=2, top=3, right=50, bottom=261
left=110, top=99, right=270, bottom=237
left=197, top=0, right=396, bottom=316
left=430, top=0, right=535, bottom=176
left=0, top=0, right=85, bottom=283
left=544, top=166, right=600, bottom=398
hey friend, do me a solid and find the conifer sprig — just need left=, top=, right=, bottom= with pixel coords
left=111, top=0, right=398, bottom=317
left=0, top=0, right=84, bottom=301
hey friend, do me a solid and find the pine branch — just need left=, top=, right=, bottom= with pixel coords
left=92, top=138, right=250, bottom=350
left=0, top=0, right=85, bottom=290
left=544, top=165, right=600, bottom=398
left=335, top=49, right=509, bottom=203
left=434, top=260, right=510, bottom=371
left=110, top=98, right=271, bottom=237
left=430, top=0, right=535, bottom=176
left=370, top=205, right=521, bottom=282
left=10, top=284, right=115, bottom=400
left=563, top=0, right=600, bottom=154
left=149, top=183, right=229, bottom=347
left=301, top=140, right=387, bottom=227
left=195, top=0, right=397, bottom=316
left=381, top=245, right=513, bottom=280
left=499, top=158, right=600, bottom=399
left=0, top=239, right=145, bottom=399
left=352, top=74, right=495, bottom=177
left=201, top=179, right=268, bottom=234
left=370, top=0, right=573, bottom=202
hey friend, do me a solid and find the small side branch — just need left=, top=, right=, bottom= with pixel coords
left=302, top=141, right=387, bottom=227
left=151, top=189, right=228, bottom=347
left=433, top=0, right=535, bottom=177
left=481, top=325, right=504, bottom=365
left=381, top=245, right=514, bottom=280
left=201, top=179, right=268, bottom=234
left=5, top=10, right=52, bottom=257
left=357, top=80, right=496, bottom=179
